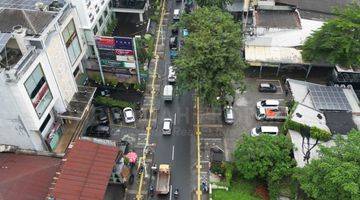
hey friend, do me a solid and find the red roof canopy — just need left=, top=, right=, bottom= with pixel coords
left=0, top=153, right=61, bottom=200
left=50, top=139, right=118, bottom=200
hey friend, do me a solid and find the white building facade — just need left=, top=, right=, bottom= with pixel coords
left=67, top=0, right=113, bottom=58
left=0, top=1, right=94, bottom=152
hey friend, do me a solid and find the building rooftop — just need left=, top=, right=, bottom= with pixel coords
left=50, top=139, right=119, bottom=200
left=0, top=9, right=56, bottom=35
left=0, top=153, right=61, bottom=200
left=255, top=7, right=301, bottom=29
left=291, top=103, right=330, bottom=132
left=289, top=130, right=335, bottom=167
left=324, top=111, right=357, bottom=135
left=275, top=0, right=354, bottom=20
left=0, top=0, right=64, bottom=10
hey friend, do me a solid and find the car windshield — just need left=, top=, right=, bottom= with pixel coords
left=261, top=100, right=266, bottom=106
left=256, top=108, right=261, bottom=116
left=256, top=127, right=261, bottom=133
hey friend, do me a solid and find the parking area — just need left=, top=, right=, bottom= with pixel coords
left=223, top=77, right=287, bottom=160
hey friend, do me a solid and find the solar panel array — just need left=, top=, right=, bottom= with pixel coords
left=0, top=0, right=62, bottom=10
left=309, top=85, right=352, bottom=111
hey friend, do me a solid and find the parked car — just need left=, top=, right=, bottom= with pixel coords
left=111, top=107, right=122, bottom=124
left=123, top=107, right=135, bottom=123
left=170, top=50, right=178, bottom=59
left=168, top=66, right=176, bottom=83
left=258, top=83, right=277, bottom=93
left=171, top=28, right=179, bottom=36
left=256, top=99, right=280, bottom=109
left=251, top=126, right=279, bottom=137
left=169, top=36, right=178, bottom=49
left=223, top=106, right=234, bottom=124
left=173, top=9, right=180, bottom=21
left=162, top=118, right=173, bottom=135
left=95, top=107, right=109, bottom=124
left=85, top=125, right=110, bottom=138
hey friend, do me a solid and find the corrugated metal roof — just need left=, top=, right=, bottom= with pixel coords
left=0, top=153, right=61, bottom=200
left=51, top=139, right=118, bottom=200
left=245, top=45, right=303, bottom=65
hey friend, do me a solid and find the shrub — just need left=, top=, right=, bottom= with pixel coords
left=210, top=162, right=226, bottom=176
left=95, top=96, right=135, bottom=109
left=310, top=126, right=332, bottom=141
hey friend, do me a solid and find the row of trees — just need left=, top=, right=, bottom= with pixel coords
left=233, top=131, right=360, bottom=200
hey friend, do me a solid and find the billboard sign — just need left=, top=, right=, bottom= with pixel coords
left=95, top=36, right=136, bottom=70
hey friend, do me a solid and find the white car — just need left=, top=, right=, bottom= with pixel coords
left=223, top=106, right=234, bottom=124
left=251, top=126, right=279, bottom=137
left=168, top=66, right=176, bottom=83
left=162, top=118, right=172, bottom=135
left=123, top=107, right=135, bottom=123
left=256, top=99, right=279, bottom=109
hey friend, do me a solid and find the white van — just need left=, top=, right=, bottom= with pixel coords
left=173, top=9, right=180, bottom=21
left=162, top=118, right=172, bottom=135
left=251, top=126, right=279, bottom=137
left=256, top=99, right=279, bottom=109
left=163, top=85, right=173, bottom=101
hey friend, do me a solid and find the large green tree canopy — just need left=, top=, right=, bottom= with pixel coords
left=234, top=135, right=295, bottom=182
left=301, top=3, right=360, bottom=67
left=196, top=0, right=234, bottom=8
left=295, top=130, right=360, bottom=200
left=174, top=7, right=246, bottom=106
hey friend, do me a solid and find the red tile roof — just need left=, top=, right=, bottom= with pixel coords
left=0, top=153, right=61, bottom=200
left=50, top=139, right=119, bottom=200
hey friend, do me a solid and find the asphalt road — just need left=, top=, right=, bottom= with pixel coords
left=149, top=0, right=195, bottom=199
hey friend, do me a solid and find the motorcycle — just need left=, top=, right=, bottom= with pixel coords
left=174, top=189, right=179, bottom=198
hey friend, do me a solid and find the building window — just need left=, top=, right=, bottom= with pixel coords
left=93, top=26, right=98, bottom=35
left=40, top=114, right=51, bottom=133
left=99, top=16, right=103, bottom=27
left=73, top=65, right=80, bottom=77
left=104, top=9, right=108, bottom=18
left=62, top=20, right=82, bottom=64
left=24, top=64, right=53, bottom=118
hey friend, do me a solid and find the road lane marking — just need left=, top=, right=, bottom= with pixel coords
left=172, top=145, right=175, bottom=161
left=169, top=185, right=173, bottom=200
left=174, top=113, right=177, bottom=125
left=136, top=0, right=166, bottom=199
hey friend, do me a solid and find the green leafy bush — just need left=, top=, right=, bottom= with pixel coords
left=310, top=126, right=332, bottom=141
left=95, top=96, right=135, bottom=109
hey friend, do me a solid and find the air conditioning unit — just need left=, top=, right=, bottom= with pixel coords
left=5, top=69, right=17, bottom=81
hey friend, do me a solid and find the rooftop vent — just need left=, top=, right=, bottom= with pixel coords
left=295, top=113, right=302, bottom=118
left=35, top=2, right=47, bottom=11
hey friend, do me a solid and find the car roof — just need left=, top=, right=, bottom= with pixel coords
left=261, top=126, right=278, bottom=133
left=96, top=125, right=109, bottom=131
left=263, top=100, right=279, bottom=105
left=174, top=9, right=180, bottom=14
left=226, top=107, right=234, bottom=119
left=260, top=83, right=271, bottom=87
left=163, top=119, right=171, bottom=129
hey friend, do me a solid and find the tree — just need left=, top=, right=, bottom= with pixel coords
left=196, top=0, right=234, bottom=8
left=174, top=7, right=246, bottom=106
left=294, top=130, right=360, bottom=200
left=234, top=135, right=295, bottom=198
left=234, top=135, right=295, bottom=182
left=301, top=3, right=360, bottom=68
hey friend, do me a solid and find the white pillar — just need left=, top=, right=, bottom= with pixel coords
left=139, top=13, right=144, bottom=22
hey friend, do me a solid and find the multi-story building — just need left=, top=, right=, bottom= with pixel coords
left=67, top=0, right=113, bottom=58
left=0, top=0, right=95, bottom=152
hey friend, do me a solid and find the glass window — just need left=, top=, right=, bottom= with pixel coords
left=62, top=20, right=81, bottom=64
left=24, top=64, right=53, bottom=118
left=93, top=26, right=98, bottom=35
left=99, top=16, right=103, bottom=27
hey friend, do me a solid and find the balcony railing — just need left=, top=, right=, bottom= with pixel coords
left=111, top=0, right=146, bottom=10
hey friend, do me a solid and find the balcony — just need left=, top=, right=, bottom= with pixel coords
left=2, top=45, right=39, bottom=82
left=111, top=0, right=146, bottom=10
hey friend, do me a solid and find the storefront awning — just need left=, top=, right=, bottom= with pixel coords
left=58, top=86, right=96, bottom=120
